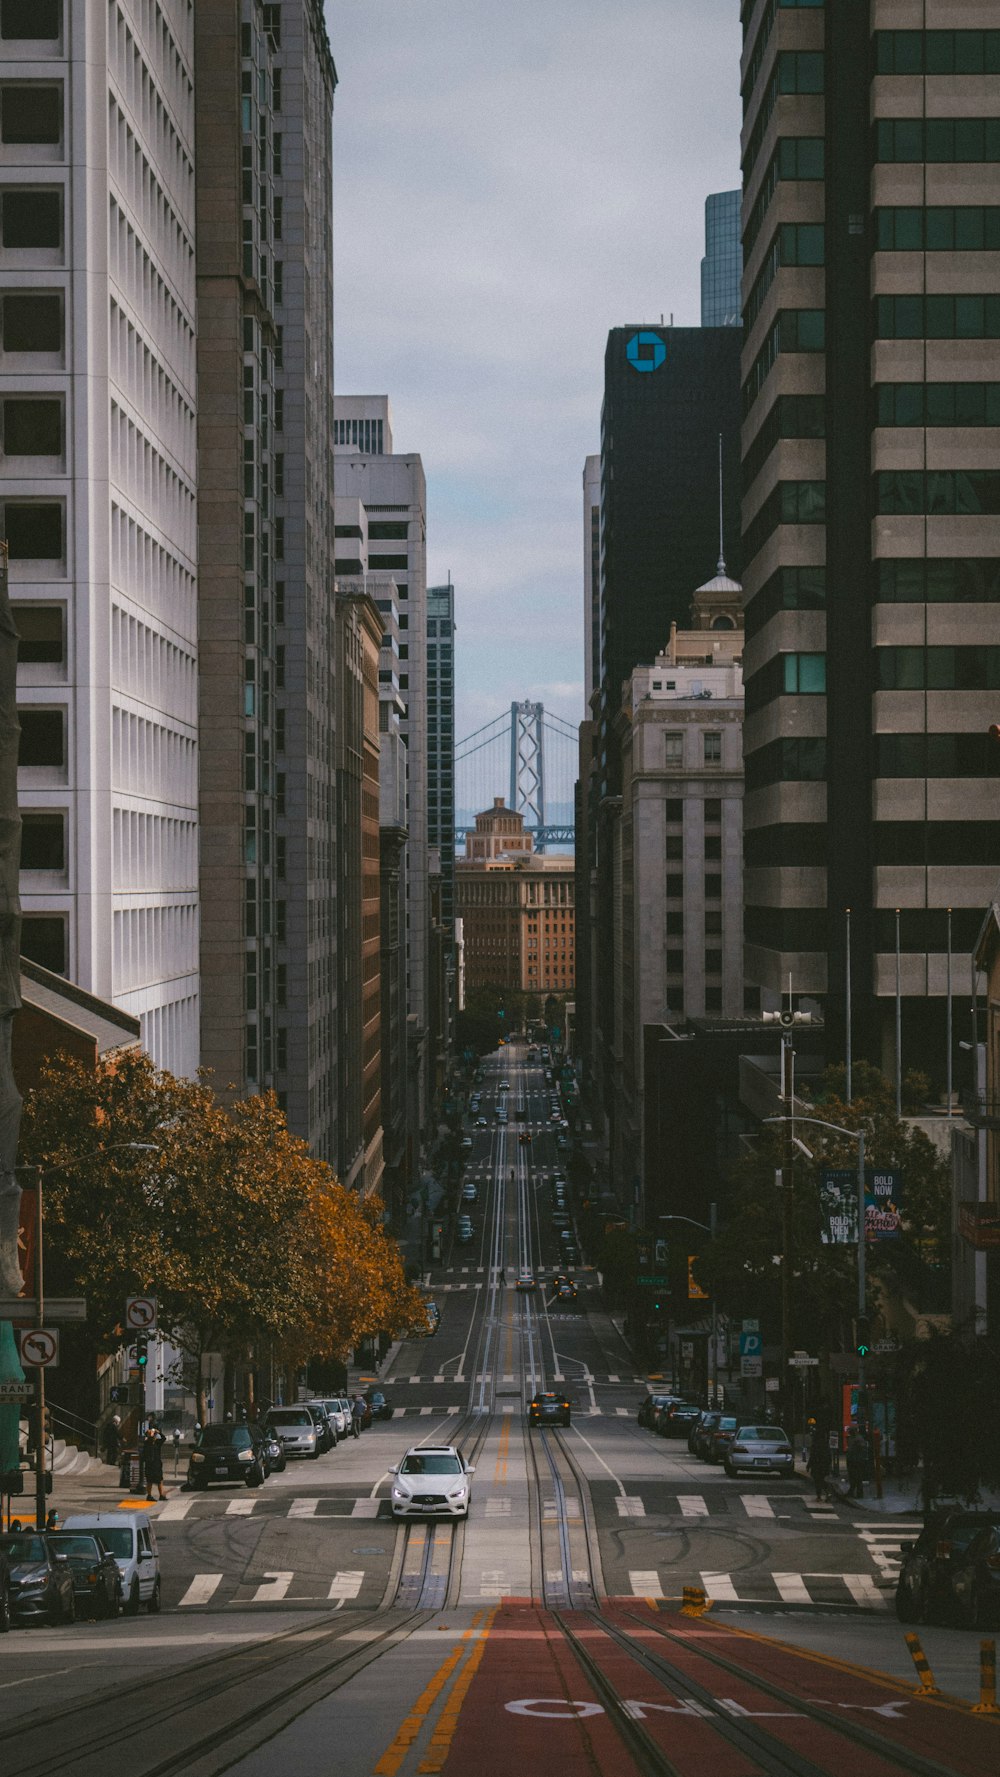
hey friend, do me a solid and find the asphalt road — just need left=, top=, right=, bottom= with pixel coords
left=1, top=1042, right=992, bottom=1776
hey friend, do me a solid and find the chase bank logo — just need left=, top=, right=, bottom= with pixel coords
left=626, top=331, right=666, bottom=373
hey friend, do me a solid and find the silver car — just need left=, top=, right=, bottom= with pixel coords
left=315, top=1397, right=350, bottom=1440
left=723, top=1425, right=795, bottom=1477
left=263, top=1406, right=321, bottom=1459
left=389, top=1445, right=474, bottom=1520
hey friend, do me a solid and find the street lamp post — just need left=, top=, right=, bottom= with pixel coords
left=763, top=1113, right=867, bottom=1408
left=657, top=1204, right=718, bottom=1402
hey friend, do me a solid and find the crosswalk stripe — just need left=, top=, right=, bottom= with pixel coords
left=252, top=1571, right=293, bottom=1602
left=225, top=1497, right=256, bottom=1515
left=288, top=1498, right=317, bottom=1518
left=773, top=1572, right=811, bottom=1602
left=701, top=1571, right=739, bottom=1600
left=419, top=1406, right=433, bottom=1415
left=678, top=1495, right=708, bottom=1517
left=351, top=1499, right=380, bottom=1517
left=843, top=1574, right=889, bottom=1610
left=179, top=1573, right=222, bottom=1606
left=328, top=1570, right=364, bottom=1599
left=616, top=1496, right=646, bottom=1517
left=156, top=1497, right=194, bottom=1521
left=630, top=1570, right=664, bottom=1599
left=741, top=1494, right=774, bottom=1519
left=607, top=1374, right=620, bottom=1383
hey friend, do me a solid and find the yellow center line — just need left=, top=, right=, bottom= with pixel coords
left=418, top=1608, right=499, bottom=1774
left=373, top=1612, right=485, bottom=1777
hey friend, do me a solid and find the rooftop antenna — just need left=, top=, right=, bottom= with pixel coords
left=716, top=433, right=726, bottom=576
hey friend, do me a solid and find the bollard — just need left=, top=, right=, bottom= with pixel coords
left=904, top=1632, right=940, bottom=1696
left=681, top=1585, right=708, bottom=1618
left=973, top=1639, right=1000, bottom=1716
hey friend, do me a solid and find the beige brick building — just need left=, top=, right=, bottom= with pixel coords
left=456, top=801, right=575, bottom=996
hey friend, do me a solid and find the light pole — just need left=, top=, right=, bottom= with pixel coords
left=658, top=1204, right=718, bottom=1402
left=17, top=1141, right=159, bottom=1528
left=763, top=1113, right=867, bottom=1409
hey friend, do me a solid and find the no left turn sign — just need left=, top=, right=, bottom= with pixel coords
left=126, top=1295, right=157, bottom=1330
left=19, top=1327, right=59, bottom=1367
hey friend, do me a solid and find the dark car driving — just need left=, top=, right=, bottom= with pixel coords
left=187, top=1423, right=268, bottom=1489
left=895, top=1507, right=1000, bottom=1623
left=528, top=1391, right=571, bottom=1427
left=0, top=1531, right=77, bottom=1624
left=948, top=1524, right=1000, bottom=1629
left=47, top=1532, right=122, bottom=1619
left=363, top=1388, right=394, bottom=1421
left=656, top=1400, right=701, bottom=1439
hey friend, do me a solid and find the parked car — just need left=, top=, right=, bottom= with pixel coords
left=948, top=1524, right=1000, bottom=1629
left=658, top=1401, right=701, bottom=1439
left=260, top=1428, right=286, bottom=1473
left=638, top=1393, right=676, bottom=1430
left=0, top=1531, right=76, bottom=1625
left=389, top=1445, right=474, bottom=1519
left=187, top=1422, right=270, bottom=1487
left=303, top=1401, right=338, bottom=1451
left=706, top=1415, right=740, bottom=1462
left=262, top=1405, right=322, bottom=1460
left=687, top=1409, right=715, bottom=1453
left=314, top=1397, right=350, bottom=1441
left=462, top=1182, right=477, bottom=1201
left=456, top=1216, right=474, bottom=1243
left=364, top=1388, right=394, bottom=1421
left=723, top=1425, right=795, bottom=1477
left=63, top=1510, right=161, bottom=1616
left=895, top=1508, right=1000, bottom=1623
left=551, top=1212, right=572, bottom=1230
left=0, top=1539, right=10, bottom=1633
left=46, top=1531, right=123, bottom=1619
left=528, top=1391, right=571, bottom=1427
left=690, top=1411, right=722, bottom=1460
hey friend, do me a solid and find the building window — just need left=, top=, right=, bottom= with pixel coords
left=782, top=653, right=826, bottom=694
left=705, top=910, right=723, bottom=935
left=704, top=835, right=722, bottom=861
left=1, top=188, right=61, bottom=248
left=666, top=949, right=684, bottom=974
left=705, top=986, right=723, bottom=1013
left=2, top=292, right=61, bottom=353
left=876, top=206, right=1000, bottom=252
left=18, top=706, right=63, bottom=765
left=875, top=117, right=1000, bottom=164
left=705, top=949, right=723, bottom=975
left=4, top=501, right=61, bottom=558
left=664, top=732, right=683, bottom=765
left=665, top=835, right=683, bottom=861
left=665, top=873, right=683, bottom=898
left=0, top=85, right=61, bottom=145
left=1, top=1, right=61, bottom=37
left=2, top=398, right=61, bottom=456
left=20, top=913, right=65, bottom=973
left=874, top=31, right=1000, bottom=76
left=875, top=468, right=1000, bottom=516
left=876, top=383, right=1000, bottom=426
left=875, top=294, right=1000, bottom=340
left=666, top=912, right=684, bottom=937
left=704, top=798, right=722, bottom=821
left=20, top=809, right=63, bottom=869
left=14, top=604, right=62, bottom=662
left=705, top=875, right=722, bottom=900
left=704, top=732, right=722, bottom=764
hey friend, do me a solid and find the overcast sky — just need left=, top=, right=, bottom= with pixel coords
left=326, top=0, right=743, bottom=751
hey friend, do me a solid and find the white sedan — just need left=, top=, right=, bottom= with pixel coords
left=389, top=1445, right=475, bottom=1519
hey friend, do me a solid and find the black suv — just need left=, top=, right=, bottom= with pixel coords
left=895, top=1507, right=1000, bottom=1623
left=187, top=1423, right=268, bottom=1489
left=528, top=1392, right=571, bottom=1427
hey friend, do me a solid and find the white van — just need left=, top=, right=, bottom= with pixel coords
left=63, top=1509, right=160, bottom=1615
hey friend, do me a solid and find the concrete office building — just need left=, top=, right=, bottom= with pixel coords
left=427, top=582, right=455, bottom=934
left=614, top=574, right=745, bottom=1187
left=739, top=0, right=1000, bottom=1079
left=195, top=1, right=338, bottom=1149
left=4, top=0, right=199, bottom=1073
left=582, top=453, right=601, bottom=710
left=334, top=397, right=431, bottom=1136
left=456, top=801, right=575, bottom=998
left=701, top=189, right=743, bottom=327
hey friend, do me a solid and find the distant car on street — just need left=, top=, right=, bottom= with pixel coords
left=723, top=1426, right=795, bottom=1477
left=188, top=1422, right=271, bottom=1485
left=528, top=1392, right=571, bottom=1427
left=364, top=1388, right=394, bottom=1421
left=515, top=1270, right=537, bottom=1292
left=46, top=1532, right=123, bottom=1619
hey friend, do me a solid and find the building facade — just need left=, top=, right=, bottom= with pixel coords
left=334, top=401, right=430, bottom=1137
left=6, top=0, right=199, bottom=1073
left=701, top=188, right=743, bottom=326
left=456, top=800, right=575, bottom=998
left=739, top=0, right=1000, bottom=1080
left=426, top=582, right=455, bottom=934
left=195, top=0, right=338, bottom=1151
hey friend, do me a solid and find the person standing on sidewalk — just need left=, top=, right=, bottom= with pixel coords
left=846, top=1427, right=869, bottom=1499
left=806, top=1424, right=831, bottom=1502
left=142, top=1417, right=168, bottom=1501
left=351, top=1394, right=365, bottom=1438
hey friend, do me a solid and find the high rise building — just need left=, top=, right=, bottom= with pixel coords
left=334, top=398, right=431, bottom=1136
left=426, top=582, right=455, bottom=935
left=701, top=189, right=743, bottom=326
left=456, top=801, right=576, bottom=999
left=582, top=454, right=601, bottom=710
left=739, top=0, right=1000, bottom=1077
left=195, top=1, right=338, bottom=1148
left=5, top=0, right=199, bottom=1074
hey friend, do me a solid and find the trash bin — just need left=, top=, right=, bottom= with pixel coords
left=119, top=1450, right=140, bottom=1490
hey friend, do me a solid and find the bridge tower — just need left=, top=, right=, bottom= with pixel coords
left=508, top=700, right=546, bottom=851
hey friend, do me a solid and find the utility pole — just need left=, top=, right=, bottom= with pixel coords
left=33, top=1168, right=47, bottom=1531
left=780, top=1035, right=794, bottom=1431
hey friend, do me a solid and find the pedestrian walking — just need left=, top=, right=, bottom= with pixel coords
left=806, top=1425, right=832, bottom=1502
left=499, top=1266, right=506, bottom=1286
left=846, top=1427, right=869, bottom=1499
left=102, top=1413, right=121, bottom=1468
left=142, top=1416, right=169, bottom=1501
left=351, top=1394, right=365, bottom=1438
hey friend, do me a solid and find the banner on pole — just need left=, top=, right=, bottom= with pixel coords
left=820, top=1169, right=858, bottom=1245
left=866, top=1170, right=902, bottom=1242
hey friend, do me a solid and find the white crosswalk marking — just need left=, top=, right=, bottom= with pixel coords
left=679, top=1495, right=709, bottom=1517
left=485, top=1498, right=511, bottom=1517
left=607, top=1374, right=620, bottom=1383
left=856, top=1523, right=920, bottom=1583
left=328, top=1571, right=363, bottom=1599
left=843, top=1573, right=890, bottom=1610
left=616, top=1496, right=646, bottom=1517
left=252, top=1571, right=293, bottom=1602
left=701, top=1571, right=739, bottom=1600
left=288, top=1498, right=317, bottom=1518
left=630, top=1570, right=664, bottom=1599
left=615, top=1407, right=630, bottom=1417
left=741, top=1495, right=774, bottom=1519
left=225, top=1497, right=256, bottom=1516
left=155, top=1497, right=194, bottom=1521
left=351, top=1499, right=380, bottom=1518
left=179, top=1573, right=222, bottom=1606
left=773, top=1572, right=811, bottom=1602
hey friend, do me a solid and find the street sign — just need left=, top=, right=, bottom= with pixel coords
left=738, top=1331, right=762, bottom=1357
left=0, top=1296, right=86, bottom=1322
left=741, top=1355, right=763, bottom=1378
left=125, top=1294, right=157, bottom=1331
left=18, top=1327, right=59, bottom=1367
left=788, top=1355, right=820, bottom=1366
left=742, top=1318, right=760, bottom=1333
left=636, top=1274, right=668, bottom=1288
left=0, top=1380, right=34, bottom=1402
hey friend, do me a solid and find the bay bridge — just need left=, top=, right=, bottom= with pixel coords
left=454, top=701, right=578, bottom=853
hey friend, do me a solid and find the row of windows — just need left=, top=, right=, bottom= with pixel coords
left=875, top=206, right=1000, bottom=252
left=745, top=731, right=1000, bottom=789
left=874, top=30, right=1000, bottom=77
left=742, top=310, right=825, bottom=417
left=1, top=1, right=61, bottom=39
left=875, top=294, right=1000, bottom=340
left=741, top=0, right=822, bottom=47
left=875, top=468, right=1000, bottom=517
left=876, top=646, right=1000, bottom=690
left=743, top=53, right=824, bottom=180
left=667, top=880, right=724, bottom=923
left=875, top=117, right=1000, bottom=164
left=742, top=394, right=825, bottom=495
left=744, top=906, right=982, bottom=953
left=743, top=137, right=824, bottom=263
left=748, top=652, right=826, bottom=706
left=744, top=566, right=826, bottom=641
left=666, top=950, right=726, bottom=979
left=874, top=558, right=1000, bottom=604
left=745, top=223, right=825, bottom=333
left=743, top=478, right=826, bottom=565
left=664, top=732, right=724, bottom=765
left=666, top=835, right=726, bottom=862
left=875, top=383, right=1000, bottom=428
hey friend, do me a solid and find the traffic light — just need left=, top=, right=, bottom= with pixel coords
left=855, top=1315, right=871, bottom=1358
left=135, top=1334, right=149, bottom=1369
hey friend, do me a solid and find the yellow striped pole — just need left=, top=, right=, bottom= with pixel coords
left=904, top=1632, right=940, bottom=1696
left=973, top=1639, right=999, bottom=1716
left=681, top=1585, right=708, bottom=1618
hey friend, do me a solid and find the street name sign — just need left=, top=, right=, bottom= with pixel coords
left=0, top=1380, right=34, bottom=1402
left=788, top=1355, right=820, bottom=1366
left=0, top=1297, right=86, bottom=1321
left=636, top=1274, right=668, bottom=1288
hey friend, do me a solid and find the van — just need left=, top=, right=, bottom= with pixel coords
left=63, top=1509, right=160, bottom=1615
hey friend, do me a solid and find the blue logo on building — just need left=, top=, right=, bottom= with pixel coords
left=625, top=331, right=666, bottom=373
